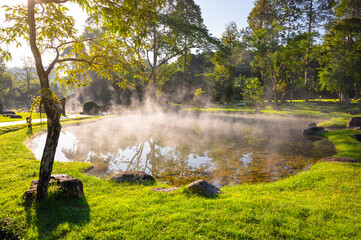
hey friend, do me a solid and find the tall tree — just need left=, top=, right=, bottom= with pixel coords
left=0, top=0, right=162, bottom=202
left=171, top=0, right=209, bottom=94
left=318, top=0, right=361, bottom=103
left=295, top=0, right=336, bottom=84
left=211, top=22, right=241, bottom=103
left=21, top=57, right=36, bottom=94
left=248, top=0, right=277, bottom=32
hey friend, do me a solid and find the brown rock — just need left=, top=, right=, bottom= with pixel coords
left=23, top=174, right=84, bottom=205
left=347, top=117, right=361, bottom=129
left=347, top=109, right=361, bottom=115
left=303, top=127, right=325, bottom=135
left=187, top=179, right=222, bottom=196
left=110, top=171, right=155, bottom=184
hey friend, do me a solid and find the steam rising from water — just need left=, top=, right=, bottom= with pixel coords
left=28, top=111, right=336, bottom=187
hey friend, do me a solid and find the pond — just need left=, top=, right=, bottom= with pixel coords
left=28, top=112, right=336, bottom=187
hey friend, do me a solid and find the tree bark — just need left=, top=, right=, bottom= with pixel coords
left=183, top=49, right=187, bottom=95
left=354, top=83, right=359, bottom=100
left=36, top=97, right=62, bottom=201
left=28, top=0, right=63, bottom=202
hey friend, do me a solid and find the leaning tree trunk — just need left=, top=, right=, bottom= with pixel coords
left=36, top=97, right=62, bottom=202
left=28, top=0, right=62, bottom=202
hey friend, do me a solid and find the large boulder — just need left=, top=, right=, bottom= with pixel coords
left=23, top=174, right=84, bottom=205
left=303, top=126, right=325, bottom=135
left=347, top=117, right=361, bottom=129
left=187, top=179, right=222, bottom=197
left=110, top=171, right=155, bottom=184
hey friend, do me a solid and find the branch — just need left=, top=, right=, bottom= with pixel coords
left=45, top=38, right=95, bottom=75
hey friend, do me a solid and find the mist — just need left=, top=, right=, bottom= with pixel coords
left=28, top=105, right=336, bottom=187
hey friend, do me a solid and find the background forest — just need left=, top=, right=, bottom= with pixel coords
left=0, top=0, right=360, bottom=110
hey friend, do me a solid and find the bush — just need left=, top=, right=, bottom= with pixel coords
left=83, top=101, right=100, bottom=114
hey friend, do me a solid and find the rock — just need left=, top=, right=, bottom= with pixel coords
left=23, top=189, right=37, bottom=206
left=253, top=108, right=261, bottom=114
left=302, top=126, right=325, bottom=135
left=23, top=174, right=84, bottom=204
left=347, top=109, right=361, bottom=115
left=9, top=115, right=22, bottom=119
left=187, top=179, right=222, bottom=197
left=110, top=171, right=155, bottom=184
left=351, top=133, right=361, bottom=142
left=82, top=165, right=95, bottom=173
left=151, top=187, right=180, bottom=193
left=347, top=117, right=361, bottom=129
left=308, top=123, right=317, bottom=128
left=319, top=156, right=360, bottom=163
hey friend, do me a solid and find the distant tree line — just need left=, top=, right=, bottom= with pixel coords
left=1, top=0, right=360, bottom=109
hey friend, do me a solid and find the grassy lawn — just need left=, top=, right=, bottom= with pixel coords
left=0, top=104, right=360, bottom=239
left=0, top=112, right=45, bottom=123
left=191, top=100, right=361, bottom=128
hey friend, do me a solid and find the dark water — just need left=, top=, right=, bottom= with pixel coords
left=29, top=112, right=336, bottom=187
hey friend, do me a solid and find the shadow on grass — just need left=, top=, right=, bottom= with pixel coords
left=25, top=194, right=90, bottom=239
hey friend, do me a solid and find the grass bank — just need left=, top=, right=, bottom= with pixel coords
left=0, top=109, right=360, bottom=239
left=190, top=100, right=361, bottom=128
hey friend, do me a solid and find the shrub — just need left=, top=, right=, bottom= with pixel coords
left=83, top=101, right=99, bottom=114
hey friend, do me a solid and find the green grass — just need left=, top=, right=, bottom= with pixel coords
left=0, top=112, right=45, bottom=123
left=0, top=106, right=361, bottom=239
left=189, top=100, right=361, bottom=128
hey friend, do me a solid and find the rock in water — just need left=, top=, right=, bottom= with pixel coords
left=110, top=171, right=155, bottom=184
left=308, top=123, right=317, bottom=128
left=347, top=117, right=361, bottom=129
left=302, top=126, right=325, bottom=135
left=187, top=179, right=222, bottom=196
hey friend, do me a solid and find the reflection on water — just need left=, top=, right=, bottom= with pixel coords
left=28, top=113, right=336, bottom=187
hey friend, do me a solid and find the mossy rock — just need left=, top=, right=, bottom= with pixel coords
left=83, top=101, right=100, bottom=114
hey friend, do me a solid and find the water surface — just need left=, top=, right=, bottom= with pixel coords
left=29, top=112, right=336, bottom=187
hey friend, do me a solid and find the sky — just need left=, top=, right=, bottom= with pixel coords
left=0, top=0, right=255, bottom=68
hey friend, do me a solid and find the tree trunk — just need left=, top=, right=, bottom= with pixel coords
left=354, top=83, right=359, bottom=100
left=36, top=97, right=62, bottom=201
left=152, top=31, right=158, bottom=98
left=26, top=70, right=30, bottom=93
left=273, top=82, right=278, bottom=106
left=183, top=48, right=187, bottom=96
left=28, top=0, right=62, bottom=202
left=226, top=54, right=233, bottom=103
